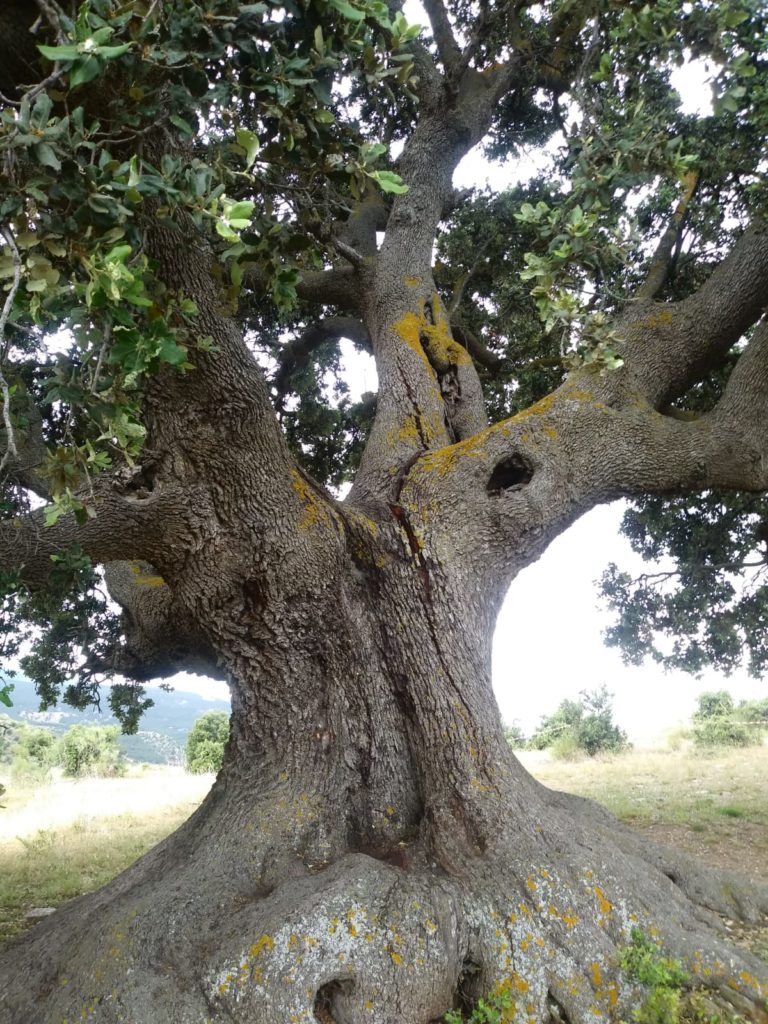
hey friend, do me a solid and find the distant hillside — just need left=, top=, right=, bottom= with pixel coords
left=1, top=679, right=230, bottom=764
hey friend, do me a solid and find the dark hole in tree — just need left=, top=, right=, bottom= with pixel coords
left=454, top=957, right=483, bottom=1014
left=314, top=979, right=353, bottom=1022
left=487, top=454, right=533, bottom=495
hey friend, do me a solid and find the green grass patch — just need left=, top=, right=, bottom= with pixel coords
left=0, top=807, right=196, bottom=943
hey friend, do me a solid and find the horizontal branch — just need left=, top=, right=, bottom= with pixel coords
left=102, top=560, right=224, bottom=682
left=243, top=264, right=361, bottom=312
left=394, top=356, right=768, bottom=600
left=0, top=484, right=209, bottom=589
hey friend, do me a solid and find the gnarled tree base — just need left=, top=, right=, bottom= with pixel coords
left=1, top=762, right=766, bottom=1024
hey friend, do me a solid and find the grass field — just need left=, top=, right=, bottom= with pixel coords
left=1, top=747, right=766, bottom=947
left=0, top=767, right=211, bottom=943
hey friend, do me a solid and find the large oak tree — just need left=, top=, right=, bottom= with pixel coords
left=1, top=1, right=767, bottom=1021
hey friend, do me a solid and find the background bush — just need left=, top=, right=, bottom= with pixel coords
left=186, top=712, right=229, bottom=774
left=503, top=722, right=527, bottom=750
left=10, top=724, right=58, bottom=783
left=528, top=687, right=629, bottom=758
left=57, top=725, right=126, bottom=778
left=691, top=690, right=765, bottom=749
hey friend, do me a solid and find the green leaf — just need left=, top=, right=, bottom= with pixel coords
left=227, top=201, right=256, bottom=221
left=170, top=114, right=195, bottom=136
left=724, top=9, right=750, bottom=27
left=96, top=44, right=131, bottom=60
left=0, top=684, right=14, bottom=708
left=37, top=44, right=81, bottom=61
left=369, top=169, right=408, bottom=194
left=158, top=339, right=189, bottom=365
left=235, top=128, right=260, bottom=170
left=35, top=142, right=61, bottom=171
left=329, top=0, right=367, bottom=21
left=31, top=93, right=53, bottom=129
left=70, top=55, right=102, bottom=87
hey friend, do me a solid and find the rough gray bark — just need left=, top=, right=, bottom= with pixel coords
left=2, top=3, right=768, bottom=1023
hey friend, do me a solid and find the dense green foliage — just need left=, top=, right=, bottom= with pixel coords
left=185, top=711, right=229, bottom=774
left=617, top=928, right=689, bottom=1024
left=2, top=0, right=767, bottom=724
left=528, top=687, right=629, bottom=757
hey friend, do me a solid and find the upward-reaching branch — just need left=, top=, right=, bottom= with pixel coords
left=636, top=170, right=700, bottom=300
left=620, top=219, right=768, bottom=407
left=422, top=0, right=463, bottom=78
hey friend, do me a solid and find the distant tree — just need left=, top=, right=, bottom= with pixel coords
left=185, top=712, right=229, bottom=775
left=736, top=697, right=768, bottom=725
left=57, top=724, right=125, bottom=778
left=0, top=713, right=20, bottom=763
left=529, top=687, right=629, bottom=757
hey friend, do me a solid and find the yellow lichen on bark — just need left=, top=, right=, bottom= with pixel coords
left=393, top=294, right=471, bottom=375
left=291, top=469, right=333, bottom=531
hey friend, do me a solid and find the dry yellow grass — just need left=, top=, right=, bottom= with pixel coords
left=518, top=745, right=768, bottom=827
left=1, top=748, right=766, bottom=946
left=520, top=744, right=768, bottom=888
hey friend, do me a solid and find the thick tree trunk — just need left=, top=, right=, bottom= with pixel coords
left=2, top=493, right=767, bottom=1024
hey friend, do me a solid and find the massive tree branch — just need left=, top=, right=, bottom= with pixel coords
left=102, top=561, right=224, bottom=682
left=0, top=485, right=211, bottom=589
left=398, top=334, right=768, bottom=606
left=351, top=58, right=531, bottom=503
left=422, top=0, right=463, bottom=78
left=620, top=220, right=768, bottom=408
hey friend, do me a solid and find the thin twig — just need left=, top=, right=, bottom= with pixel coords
left=0, top=226, right=23, bottom=475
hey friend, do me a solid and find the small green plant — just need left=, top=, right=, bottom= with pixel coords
left=618, top=928, right=688, bottom=1024
left=443, top=989, right=514, bottom=1023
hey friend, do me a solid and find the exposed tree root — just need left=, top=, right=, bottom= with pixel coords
left=1, top=777, right=766, bottom=1024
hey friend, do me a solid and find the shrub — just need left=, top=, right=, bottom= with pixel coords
left=57, top=724, right=126, bottom=778
left=664, top=727, right=689, bottom=752
left=692, top=718, right=756, bottom=749
left=10, top=724, right=58, bottom=783
left=528, top=687, right=629, bottom=757
left=691, top=689, right=764, bottom=748
left=550, top=731, right=584, bottom=761
left=186, top=711, right=229, bottom=774
left=693, top=690, right=735, bottom=721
